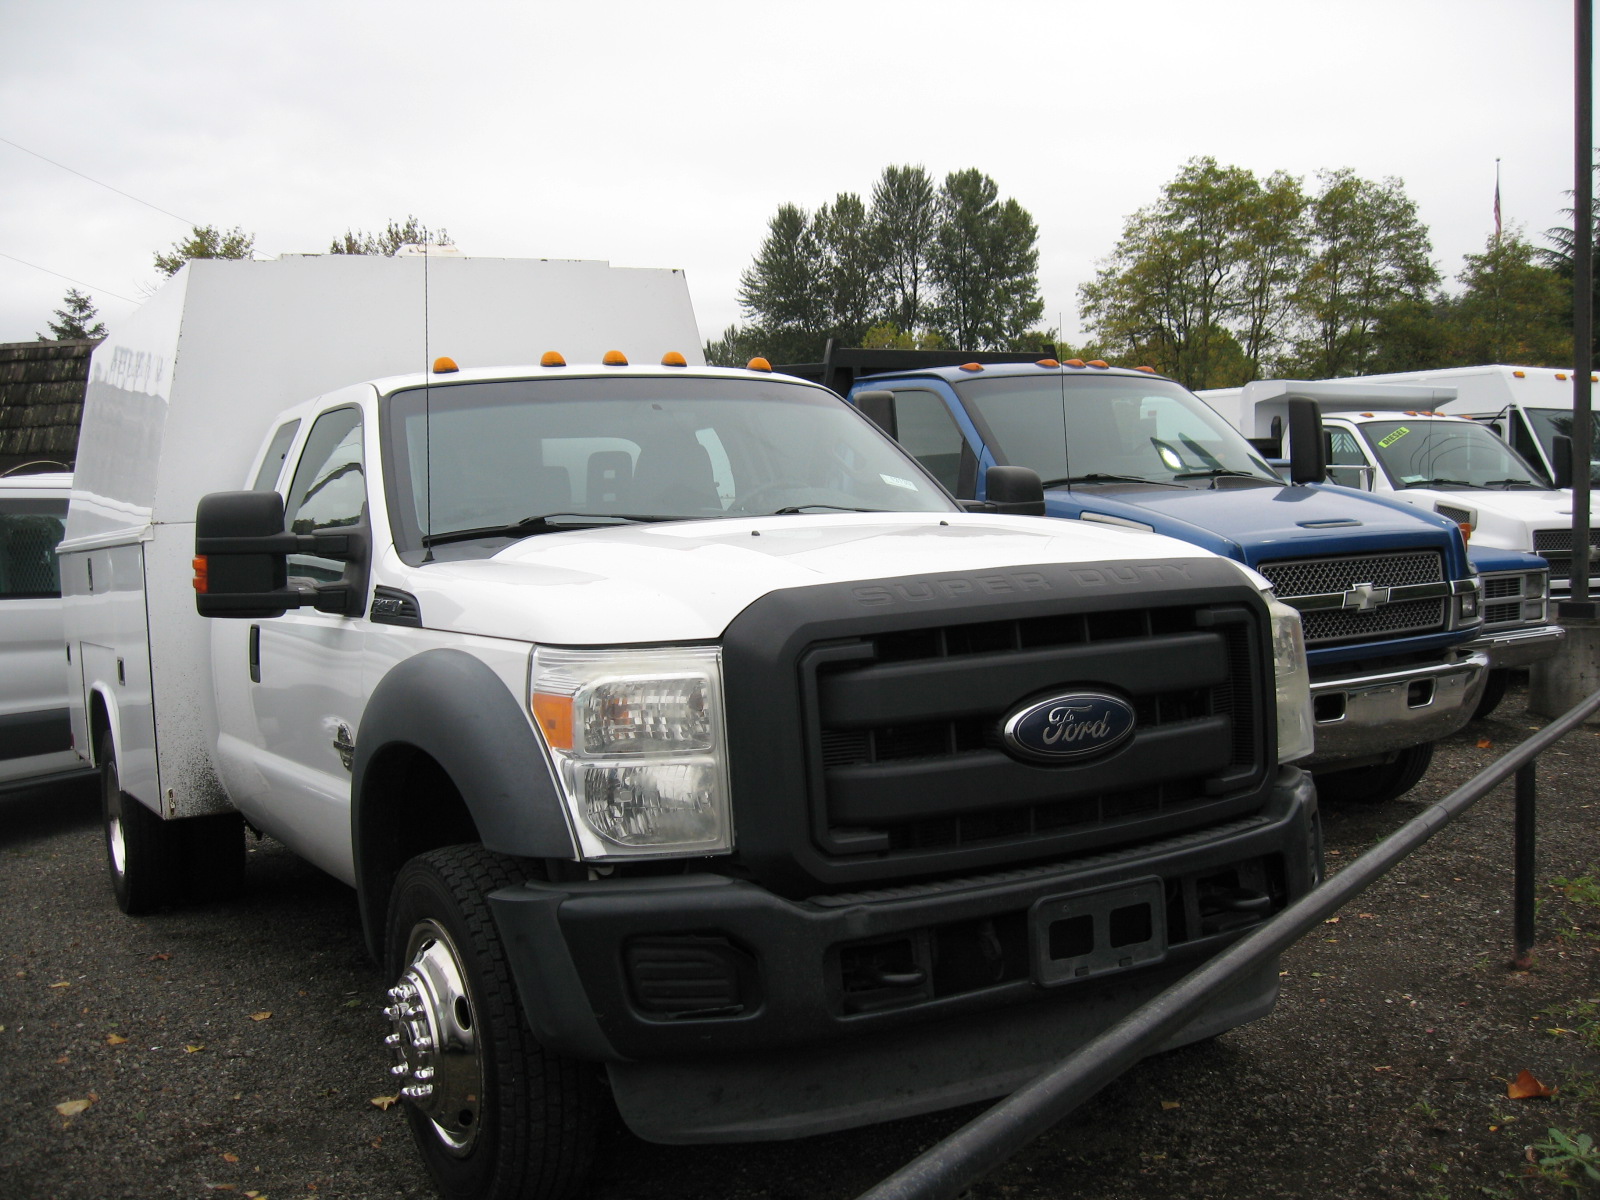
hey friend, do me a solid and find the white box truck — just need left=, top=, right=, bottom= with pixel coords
left=62, top=255, right=1321, bottom=1200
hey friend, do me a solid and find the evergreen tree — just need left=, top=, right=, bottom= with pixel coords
left=870, top=165, right=939, bottom=338
left=928, top=169, right=1043, bottom=350
left=39, top=288, right=105, bottom=340
left=329, top=215, right=452, bottom=256
left=1443, top=229, right=1571, bottom=366
left=153, top=225, right=255, bottom=277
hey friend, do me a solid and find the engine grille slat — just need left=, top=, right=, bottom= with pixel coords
left=1257, top=550, right=1448, bottom=645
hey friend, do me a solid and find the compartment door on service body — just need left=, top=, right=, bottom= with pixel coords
left=226, top=405, right=369, bottom=882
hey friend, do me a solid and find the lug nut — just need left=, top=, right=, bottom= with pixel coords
left=402, top=1084, right=435, bottom=1100
left=413, top=1066, right=435, bottom=1081
left=384, top=1032, right=402, bottom=1047
left=390, top=1063, right=410, bottom=1076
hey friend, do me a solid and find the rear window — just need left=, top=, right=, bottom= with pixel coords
left=0, top=497, right=68, bottom=599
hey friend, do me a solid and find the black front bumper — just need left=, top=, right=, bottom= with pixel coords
left=489, top=767, right=1318, bottom=1083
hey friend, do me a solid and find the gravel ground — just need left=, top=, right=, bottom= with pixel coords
left=2, top=679, right=1598, bottom=1200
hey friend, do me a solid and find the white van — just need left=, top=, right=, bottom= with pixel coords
left=0, top=468, right=92, bottom=792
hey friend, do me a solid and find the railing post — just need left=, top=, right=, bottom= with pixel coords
left=1513, top=761, right=1538, bottom=969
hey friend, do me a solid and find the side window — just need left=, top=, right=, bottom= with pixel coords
left=892, top=389, right=966, bottom=494
left=283, top=408, right=365, bottom=584
left=1326, top=427, right=1372, bottom=488
left=0, top=498, right=67, bottom=599
left=252, top=420, right=302, bottom=492
left=1510, top=413, right=1547, bottom=477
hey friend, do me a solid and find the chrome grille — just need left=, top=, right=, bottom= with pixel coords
left=1533, top=528, right=1600, bottom=553
left=1436, top=503, right=1474, bottom=525
left=1299, top=598, right=1447, bottom=643
left=1483, top=575, right=1524, bottom=599
left=1483, top=601, right=1523, bottom=625
left=1257, top=550, right=1444, bottom=598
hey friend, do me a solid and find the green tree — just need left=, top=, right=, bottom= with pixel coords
left=702, top=323, right=768, bottom=367
left=737, top=203, right=830, bottom=362
left=38, top=288, right=105, bottom=340
left=153, top=224, right=255, bottom=276
left=1292, top=169, right=1438, bottom=377
left=928, top=169, right=1043, bottom=350
left=1537, top=162, right=1599, bottom=359
left=1078, top=157, right=1293, bottom=388
left=329, top=214, right=452, bottom=256
left=870, top=165, right=939, bottom=338
left=1443, top=229, right=1571, bottom=366
left=814, top=192, right=882, bottom=348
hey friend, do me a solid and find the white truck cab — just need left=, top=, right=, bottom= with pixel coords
left=64, top=256, right=1321, bottom=1200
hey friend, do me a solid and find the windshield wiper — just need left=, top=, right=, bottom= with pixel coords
left=420, top=511, right=667, bottom=547
left=1173, top=468, right=1268, bottom=481
left=1400, top=478, right=1484, bottom=490
left=1046, top=473, right=1185, bottom=488
left=770, top=504, right=890, bottom=514
left=1480, top=478, right=1540, bottom=489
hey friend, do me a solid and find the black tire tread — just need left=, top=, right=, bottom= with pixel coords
left=388, top=845, right=597, bottom=1200
left=1314, top=741, right=1434, bottom=805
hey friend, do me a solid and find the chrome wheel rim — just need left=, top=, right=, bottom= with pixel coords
left=385, top=919, right=482, bottom=1155
left=103, top=768, right=126, bottom=879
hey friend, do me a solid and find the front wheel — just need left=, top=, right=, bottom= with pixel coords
left=1472, top=669, right=1510, bottom=720
left=383, top=846, right=598, bottom=1200
left=1313, top=741, right=1435, bottom=805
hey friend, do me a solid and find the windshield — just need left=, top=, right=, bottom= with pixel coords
left=1523, top=407, right=1600, bottom=484
left=952, top=374, right=1280, bottom=487
left=382, top=376, right=955, bottom=556
left=1360, top=419, right=1545, bottom=489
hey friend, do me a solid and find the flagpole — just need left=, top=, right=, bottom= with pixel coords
left=1494, top=158, right=1502, bottom=246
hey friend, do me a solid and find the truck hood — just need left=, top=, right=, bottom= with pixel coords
left=1375, top=486, right=1573, bottom=549
left=397, top=512, right=1236, bottom=644
left=1043, top=480, right=1466, bottom=571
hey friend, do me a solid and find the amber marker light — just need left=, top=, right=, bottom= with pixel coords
left=747, top=357, right=773, bottom=372
left=1087, top=360, right=1109, bottom=369
left=1065, top=359, right=1085, bottom=368
left=191, top=556, right=209, bottom=593
left=1514, top=370, right=1527, bottom=378
left=603, top=350, right=629, bottom=366
left=661, top=351, right=688, bottom=367
left=432, top=356, right=459, bottom=373
left=959, top=362, right=984, bottom=372
left=1134, top=365, right=1156, bottom=374
left=1036, top=359, right=1060, bottom=368
left=531, top=693, right=574, bottom=751
left=540, top=351, right=567, bottom=367
left=1558, top=373, right=1569, bottom=381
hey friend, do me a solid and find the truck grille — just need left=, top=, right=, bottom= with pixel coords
left=801, top=604, right=1263, bottom=861
left=1533, top=528, right=1600, bottom=583
left=1257, top=550, right=1447, bottom=645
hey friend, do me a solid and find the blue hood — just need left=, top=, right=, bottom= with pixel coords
left=1043, top=480, right=1473, bottom=579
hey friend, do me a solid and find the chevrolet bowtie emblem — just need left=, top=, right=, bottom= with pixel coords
left=1341, top=581, right=1390, bottom=612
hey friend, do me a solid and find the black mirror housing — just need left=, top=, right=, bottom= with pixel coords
left=854, top=390, right=897, bottom=439
left=984, top=465, right=1046, bottom=516
left=194, top=491, right=366, bottom=619
left=1286, top=398, right=1327, bottom=484
left=1554, top=433, right=1574, bottom=489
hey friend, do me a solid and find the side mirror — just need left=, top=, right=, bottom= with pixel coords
left=983, top=465, right=1046, bottom=516
left=854, top=390, right=897, bottom=439
left=1287, top=398, right=1327, bottom=484
left=1553, top=434, right=1574, bottom=489
left=194, top=491, right=365, bottom=618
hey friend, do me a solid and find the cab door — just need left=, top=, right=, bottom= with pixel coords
left=231, top=405, right=370, bottom=882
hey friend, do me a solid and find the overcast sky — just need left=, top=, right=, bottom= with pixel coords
left=0, top=0, right=1586, bottom=353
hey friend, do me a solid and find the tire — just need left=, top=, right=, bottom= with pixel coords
left=1313, top=741, right=1435, bottom=805
left=1472, top=669, right=1510, bottom=721
left=99, top=730, right=180, bottom=914
left=383, top=846, right=598, bottom=1200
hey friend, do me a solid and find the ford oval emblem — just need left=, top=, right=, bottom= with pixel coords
left=1002, top=692, right=1136, bottom=762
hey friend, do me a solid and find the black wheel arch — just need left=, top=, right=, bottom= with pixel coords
left=352, top=648, right=576, bottom=957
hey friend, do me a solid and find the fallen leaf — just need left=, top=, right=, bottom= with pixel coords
left=1160, top=1100, right=1181, bottom=1110
left=1324, top=916, right=1340, bottom=924
left=185, top=1044, right=205, bottom=1053
left=106, top=1033, right=127, bottom=1045
left=368, top=1137, right=382, bottom=1149
left=55, top=1097, right=95, bottom=1117
left=1358, top=913, right=1377, bottom=919
left=249, top=1012, right=272, bottom=1022
left=49, top=981, right=71, bottom=989
left=55, top=1055, right=68, bottom=1064
left=223, top=1153, right=239, bottom=1163
left=1374, top=1065, right=1393, bottom=1072
left=370, top=1094, right=399, bottom=1111
left=150, top=953, right=170, bottom=961
left=343, top=999, right=362, bottom=1009
left=1476, top=737, right=1492, bottom=749
left=1507, top=1068, right=1555, bottom=1099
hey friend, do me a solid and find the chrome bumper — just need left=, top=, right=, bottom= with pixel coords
left=1464, top=624, right=1566, bottom=671
left=1304, top=650, right=1489, bottom=769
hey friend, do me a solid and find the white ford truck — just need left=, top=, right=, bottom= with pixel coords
left=62, top=255, right=1320, bottom=1200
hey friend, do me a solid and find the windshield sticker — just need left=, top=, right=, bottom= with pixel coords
left=1377, top=426, right=1410, bottom=448
left=879, top=474, right=918, bottom=491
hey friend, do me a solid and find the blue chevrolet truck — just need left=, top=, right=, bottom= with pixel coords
left=780, top=347, right=1517, bottom=803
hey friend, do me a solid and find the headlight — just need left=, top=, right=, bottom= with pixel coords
left=530, top=646, right=731, bottom=860
left=1267, top=596, right=1315, bottom=764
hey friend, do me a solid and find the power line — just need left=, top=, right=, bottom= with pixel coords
left=0, top=251, right=139, bottom=303
left=0, top=135, right=199, bottom=228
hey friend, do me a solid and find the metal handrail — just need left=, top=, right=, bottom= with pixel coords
left=856, top=684, right=1600, bottom=1200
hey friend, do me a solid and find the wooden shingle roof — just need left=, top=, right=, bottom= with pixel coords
left=0, top=338, right=97, bottom=475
